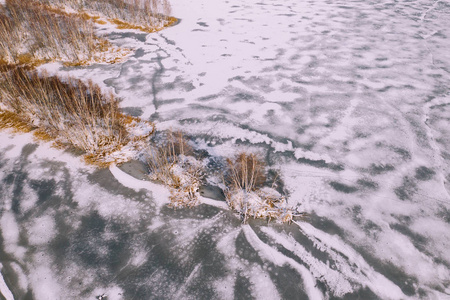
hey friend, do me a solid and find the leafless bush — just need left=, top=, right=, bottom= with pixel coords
left=146, top=131, right=203, bottom=208
left=225, top=153, right=295, bottom=223
left=0, top=66, right=154, bottom=166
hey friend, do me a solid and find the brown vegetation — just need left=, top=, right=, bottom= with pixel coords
left=146, top=131, right=203, bottom=208
left=0, top=0, right=126, bottom=67
left=0, top=66, right=154, bottom=166
left=34, top=0, right=175, bottom=33
left=225, top=153, right=294, bottom=223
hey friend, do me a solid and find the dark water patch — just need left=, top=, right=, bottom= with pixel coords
left=3, top=170, right=28, bottom=215
left=390, top=223, right=428, bottom=253
left=436, top=205, right=450, bottom=223
left=391, top=147, right=412, bottom=161
left=69, top=211, right=134, bottom=281
left=350, top=205, right=363, bottom=224
left=29, top=179, right=57, bottom=204
left=349, top=206, right=382, bottom=238
left=308, top=213, right=344, bottom=237
left=118, top=159, right=149, bottom=181
left=329, top=181, right=358, bottom=193
left=87, top=168, right=149, bottom=202
left=236, top=230, right=265, bottom=266
left=368, top=163, right=395, bottom=175
left=198, top=94, right=220, bottom=102
left=259, top=223, right=337, bottom=272
left=414, top=166, right=435, bottom=181
left=197, top=22, right=209, bottom=27
left=233, top=92, right=259, bottom=102
left=107, top=31, right=147, bottom=42
left=352, top=246, right=419, bottom=296
left=357, top=178, right=379, bottom=190
left=160, top=204, right=230, bottom=222
left=394, top=176, right=418, bottom=200
left=0, top=262, right=31, bottom=300
left=50, top=231, right=71, bottom=263
left=121, top=219, right=229, bottom=298
left=269, top=264, right=308, bottom=300
left=71, top=211, right=108, bottom=268
left=297, top=158, right=344, bottom=171
left=363, top=220, right=382, bottom=240
left=199, top=185, right=225, bottom=201
left=234, top=272, right=253, bottom=300
left=0, top=232, right=30, bottom=299
left=20, top=143, right=38, bottom=159
left=204, top=155, right=227, bottom=173
left=134, top=48, right=146, bottom=58
left=185, top=235, right=227, bottom=298
left=121, top=106, right=144, bottom=117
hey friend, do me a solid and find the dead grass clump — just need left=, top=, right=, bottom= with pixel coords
left=225, top=153, right=295, bottom=223
left=0, top=66, right=155, bottom=166
left=146, top=131, right=203, bottom=208
left=0, top=109, right=34, bottom=132
left=35, top=0, right=175, bottom=33
left=0, top=0, right=127, bottom=66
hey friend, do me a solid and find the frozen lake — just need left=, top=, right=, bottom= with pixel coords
left=1, top=0, right=450, bottom=298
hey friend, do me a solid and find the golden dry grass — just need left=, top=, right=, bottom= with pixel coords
left=147, top=131, right=203, bottom=208
left=35, top=0, right=175, bottom=33
left=0, top=0, right=128, bottom=67
left=225, top=153, right=266, bottom=193
left=0, top=66, right=154, bottom=166
left=225, top=153, right=295, bottom=223
left=0, top=109, right=34, bottom=132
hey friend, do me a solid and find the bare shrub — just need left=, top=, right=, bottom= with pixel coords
left=225, top=153, right=295, bottom=223
left=0, top=66, right=154, bottom=166
left=146, top=131, right=203, bottom=208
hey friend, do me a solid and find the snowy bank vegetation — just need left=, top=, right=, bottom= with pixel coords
left=146, top=131, right=204, bottom=208
left=34, top=0, right=176, bottom=33
left=224, top=153, right=297, bottom=223
left=0, top=0, right=127, bottom=67
left=0, top=66, right=155, bottom=166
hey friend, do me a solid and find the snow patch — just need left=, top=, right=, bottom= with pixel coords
left=0, top=264, right=14, bottom=300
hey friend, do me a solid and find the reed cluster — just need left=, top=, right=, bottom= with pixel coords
left=35, top=0, right=175, bottom=32
left=146, top=131, right=203, bottom=208
left=0, top=0, right=123, bottom=66
left=0, top=66, right=154, bottom=166
left=225, top=153, right=295, bottom=223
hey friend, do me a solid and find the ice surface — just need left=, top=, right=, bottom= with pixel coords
left=2, top=0, right=450, bottom=298
left=0, top=264, right=14, bottom=300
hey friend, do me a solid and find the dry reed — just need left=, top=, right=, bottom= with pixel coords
left=0, top=66, right=155, bottom=166
left=34, top=0, right=175, bottom=33
left=0, top=0, right=127, bottom=67
left=146, top=131, right=203, bottom=208
left=225, top=153, right=295, bottom=223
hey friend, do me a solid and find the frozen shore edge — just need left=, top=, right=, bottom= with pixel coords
left=0, top=265, right=14, bottom=300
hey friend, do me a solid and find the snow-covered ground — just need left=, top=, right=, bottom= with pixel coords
left=1, top=0, right=450, bottom=298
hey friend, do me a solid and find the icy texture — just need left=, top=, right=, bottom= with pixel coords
left=1, top=0, right=450, bottom=298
